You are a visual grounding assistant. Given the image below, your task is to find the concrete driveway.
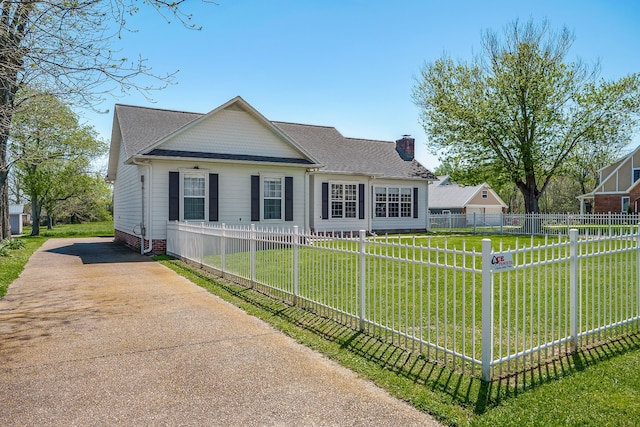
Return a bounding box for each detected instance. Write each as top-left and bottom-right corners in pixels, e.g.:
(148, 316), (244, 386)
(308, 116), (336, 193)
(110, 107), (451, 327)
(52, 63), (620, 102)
(0, 237), (441, 426)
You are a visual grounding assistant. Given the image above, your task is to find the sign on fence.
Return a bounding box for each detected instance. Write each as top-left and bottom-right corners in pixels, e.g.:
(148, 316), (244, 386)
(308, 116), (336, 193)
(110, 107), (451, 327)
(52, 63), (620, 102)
(490, 252), (515, 271)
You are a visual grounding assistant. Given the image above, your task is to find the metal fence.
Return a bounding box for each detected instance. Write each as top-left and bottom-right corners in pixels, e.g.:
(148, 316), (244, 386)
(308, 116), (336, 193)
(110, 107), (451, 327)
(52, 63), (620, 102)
(429, 212), (640, 236)
(167, 222), (640, 381)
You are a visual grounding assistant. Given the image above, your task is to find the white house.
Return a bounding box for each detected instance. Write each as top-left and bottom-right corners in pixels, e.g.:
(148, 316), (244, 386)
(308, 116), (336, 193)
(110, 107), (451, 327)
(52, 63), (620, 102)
(428, 176), (507, 226)
(107, 96), (436, 253)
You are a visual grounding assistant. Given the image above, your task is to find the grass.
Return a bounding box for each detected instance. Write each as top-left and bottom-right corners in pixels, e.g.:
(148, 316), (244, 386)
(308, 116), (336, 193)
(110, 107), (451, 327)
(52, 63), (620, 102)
(0, 221), (114, 298)
(158, 256), (640, 426)
(196, 232), (639, 376)
(23, 221), (115, 238)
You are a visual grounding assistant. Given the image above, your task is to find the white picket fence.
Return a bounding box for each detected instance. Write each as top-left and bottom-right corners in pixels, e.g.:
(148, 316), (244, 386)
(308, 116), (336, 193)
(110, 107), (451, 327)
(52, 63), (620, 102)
(166, 222), (640, 381)
(429, 212), (640, 236)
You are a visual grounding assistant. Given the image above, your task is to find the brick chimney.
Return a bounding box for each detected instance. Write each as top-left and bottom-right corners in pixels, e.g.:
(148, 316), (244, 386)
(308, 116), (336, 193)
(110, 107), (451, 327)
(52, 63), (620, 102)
(395, 135), (415, 161)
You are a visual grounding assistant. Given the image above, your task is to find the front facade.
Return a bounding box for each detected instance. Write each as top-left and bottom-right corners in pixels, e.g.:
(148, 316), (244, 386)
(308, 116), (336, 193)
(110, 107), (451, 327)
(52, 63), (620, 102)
(107, 97), (436, 253)
(579, 145), (640, 214)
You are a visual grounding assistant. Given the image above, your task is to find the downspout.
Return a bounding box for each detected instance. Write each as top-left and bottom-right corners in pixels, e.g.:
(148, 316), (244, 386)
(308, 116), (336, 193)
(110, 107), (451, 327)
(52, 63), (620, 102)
(133, 159), (153, 254)
(304, 169), (310, 232)
(367, 176), (373, 233)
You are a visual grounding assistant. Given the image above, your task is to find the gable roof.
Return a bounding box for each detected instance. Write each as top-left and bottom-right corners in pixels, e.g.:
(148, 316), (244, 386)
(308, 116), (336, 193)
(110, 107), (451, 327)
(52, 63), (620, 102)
(108, 96), (436, 181)
(584, 145), (640, 196)
(429, 176), (506, 209)
(272, 122), (436, 180)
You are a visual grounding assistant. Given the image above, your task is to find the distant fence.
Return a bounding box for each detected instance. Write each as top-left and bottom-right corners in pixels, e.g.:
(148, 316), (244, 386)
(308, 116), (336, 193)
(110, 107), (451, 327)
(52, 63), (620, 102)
(429, 212), (640, 236)
(167, 222), (640, 381)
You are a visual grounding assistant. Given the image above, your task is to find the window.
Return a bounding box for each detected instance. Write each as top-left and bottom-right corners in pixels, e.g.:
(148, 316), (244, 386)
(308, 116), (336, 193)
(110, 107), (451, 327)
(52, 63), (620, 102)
(331, 183), (357, 219)
(183, 175), (205, 220)
(634, 168), (640, 183)
(482, 190), (488, 199)
(263, 177), (282, 220)
(622, 196), (630, 213)
(375, 187), (413, 218)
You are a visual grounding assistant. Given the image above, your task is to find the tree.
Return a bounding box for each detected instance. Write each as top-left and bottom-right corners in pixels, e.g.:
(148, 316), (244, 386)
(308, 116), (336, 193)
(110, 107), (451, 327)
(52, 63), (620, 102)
(412, 19), (640, 214)
(0, 0), (212, 240)
(11, 91), (107, 235)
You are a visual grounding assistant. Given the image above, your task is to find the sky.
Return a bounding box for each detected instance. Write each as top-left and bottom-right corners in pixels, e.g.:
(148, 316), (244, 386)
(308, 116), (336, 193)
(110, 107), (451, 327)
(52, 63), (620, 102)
(84, 0), (640, 172)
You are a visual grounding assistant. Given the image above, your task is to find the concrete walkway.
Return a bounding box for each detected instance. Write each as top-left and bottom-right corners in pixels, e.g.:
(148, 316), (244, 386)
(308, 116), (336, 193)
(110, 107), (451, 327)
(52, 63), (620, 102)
(0, 238), (441, 426)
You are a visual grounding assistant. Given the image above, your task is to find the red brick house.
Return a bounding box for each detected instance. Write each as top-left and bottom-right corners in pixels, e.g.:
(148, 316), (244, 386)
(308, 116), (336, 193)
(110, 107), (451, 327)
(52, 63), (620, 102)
(579, 145), (640, 214)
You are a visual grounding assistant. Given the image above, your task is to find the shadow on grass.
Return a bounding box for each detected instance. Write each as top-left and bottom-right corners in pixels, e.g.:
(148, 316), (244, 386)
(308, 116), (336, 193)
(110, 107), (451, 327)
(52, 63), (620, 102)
(158, 257), (640, 419)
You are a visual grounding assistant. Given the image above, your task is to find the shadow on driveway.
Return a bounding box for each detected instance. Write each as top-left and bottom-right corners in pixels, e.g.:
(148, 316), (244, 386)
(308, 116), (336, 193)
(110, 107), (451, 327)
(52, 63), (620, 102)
(46, 240), (153, 264)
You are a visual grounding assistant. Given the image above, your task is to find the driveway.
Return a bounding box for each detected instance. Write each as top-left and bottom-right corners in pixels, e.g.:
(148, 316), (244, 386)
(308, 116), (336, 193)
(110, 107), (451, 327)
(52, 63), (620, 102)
(0, 237), (441, 426)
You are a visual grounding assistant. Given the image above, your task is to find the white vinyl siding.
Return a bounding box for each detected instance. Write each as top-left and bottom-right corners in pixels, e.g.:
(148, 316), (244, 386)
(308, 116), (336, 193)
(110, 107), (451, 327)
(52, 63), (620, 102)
(113, 143), (143, 237)
(144, 161), (306, 240)
(372, 179), (427, 232)
(159, 108), (302, 159)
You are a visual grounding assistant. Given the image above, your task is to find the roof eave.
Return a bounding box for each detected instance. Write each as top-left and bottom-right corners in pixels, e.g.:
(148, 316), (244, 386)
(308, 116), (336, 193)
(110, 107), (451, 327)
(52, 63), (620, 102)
(128, 154), (322, 168)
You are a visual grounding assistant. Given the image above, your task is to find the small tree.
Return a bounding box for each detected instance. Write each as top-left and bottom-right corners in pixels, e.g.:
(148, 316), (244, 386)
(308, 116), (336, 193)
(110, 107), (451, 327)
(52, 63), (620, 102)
(11, 91), (106, 235)
(413, 19), (640, 214)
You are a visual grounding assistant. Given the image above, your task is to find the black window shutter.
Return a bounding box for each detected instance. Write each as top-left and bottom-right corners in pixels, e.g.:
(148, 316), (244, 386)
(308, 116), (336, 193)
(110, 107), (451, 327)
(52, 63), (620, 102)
(169, 171), (179, 221)
(413, 187), (419, 218)
(209, 173), (219, 222)
(358, 183), (365, 220)
(285, 176), (293, 221)
(321, 182), (329, 220)
(251, 175), (260, 222)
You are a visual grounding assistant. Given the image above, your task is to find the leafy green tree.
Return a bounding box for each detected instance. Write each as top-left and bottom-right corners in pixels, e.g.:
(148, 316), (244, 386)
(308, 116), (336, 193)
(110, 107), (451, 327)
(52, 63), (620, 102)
(11, 91), (106, 235)
(0, 0), (212, 240)
(413, 19), (640, 214)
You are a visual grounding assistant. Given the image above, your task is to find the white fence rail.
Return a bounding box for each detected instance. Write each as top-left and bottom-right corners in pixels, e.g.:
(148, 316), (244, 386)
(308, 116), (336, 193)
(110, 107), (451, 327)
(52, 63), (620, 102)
(429, 212), (640, 236)
(167, 222), (640, 380)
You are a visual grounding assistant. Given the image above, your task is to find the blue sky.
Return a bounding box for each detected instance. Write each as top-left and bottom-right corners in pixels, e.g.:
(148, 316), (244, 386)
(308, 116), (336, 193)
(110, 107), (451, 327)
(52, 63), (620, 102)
(86, 0), (640, 171)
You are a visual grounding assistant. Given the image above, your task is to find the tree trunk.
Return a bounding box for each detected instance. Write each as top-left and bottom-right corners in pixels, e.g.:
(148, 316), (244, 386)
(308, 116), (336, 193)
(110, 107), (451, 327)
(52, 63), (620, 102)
(47, 213), (52, 229)
(30, 195), (40, 236)
(518, 181), (542, 234)
(0, 169), (9, 239)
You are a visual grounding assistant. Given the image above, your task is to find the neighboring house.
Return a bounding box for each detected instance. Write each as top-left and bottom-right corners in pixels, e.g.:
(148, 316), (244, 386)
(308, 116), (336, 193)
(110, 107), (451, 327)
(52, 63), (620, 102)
(107, 96), (436, 254)
(9, 204), (24, 235)
(428, 176), (507, 226)
(578, 145), (640, 214)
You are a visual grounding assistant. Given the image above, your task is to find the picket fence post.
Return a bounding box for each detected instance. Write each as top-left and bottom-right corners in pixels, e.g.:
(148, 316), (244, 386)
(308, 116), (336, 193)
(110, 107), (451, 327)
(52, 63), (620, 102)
(293, 226), (299, 305)
(220, 223), (226, 277)
(481, 238), (493, 382)
(569, 229), (579, 352)
(250, 224), (256, 288)
(359, 230), (366, 330)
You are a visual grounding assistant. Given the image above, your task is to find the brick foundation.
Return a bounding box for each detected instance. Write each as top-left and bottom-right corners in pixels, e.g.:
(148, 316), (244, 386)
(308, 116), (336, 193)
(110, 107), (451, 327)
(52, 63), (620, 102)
(115, 229), (167, 254)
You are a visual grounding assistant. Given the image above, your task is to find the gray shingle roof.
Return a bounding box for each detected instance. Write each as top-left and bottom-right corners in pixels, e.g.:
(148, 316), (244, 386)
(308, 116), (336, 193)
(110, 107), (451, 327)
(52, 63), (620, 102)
(114, 102), (435, 181)
(272, 122), (436, 180)
(115, 104), (201, 159)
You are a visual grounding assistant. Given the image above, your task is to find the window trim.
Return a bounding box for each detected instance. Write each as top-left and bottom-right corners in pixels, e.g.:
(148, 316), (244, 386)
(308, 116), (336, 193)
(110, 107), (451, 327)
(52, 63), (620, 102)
(261, 175), (284, 221)
(180, 171), (209, 222)
(329, 181), (359, 220)
(374, 186), (414, 219)
(622, 196), (631, 213)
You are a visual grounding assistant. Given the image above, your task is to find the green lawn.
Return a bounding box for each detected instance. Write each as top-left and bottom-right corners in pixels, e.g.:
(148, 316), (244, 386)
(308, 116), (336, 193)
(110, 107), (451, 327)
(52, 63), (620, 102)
(197, 232), (639, 377)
